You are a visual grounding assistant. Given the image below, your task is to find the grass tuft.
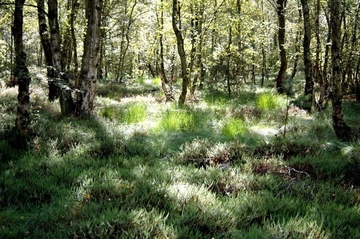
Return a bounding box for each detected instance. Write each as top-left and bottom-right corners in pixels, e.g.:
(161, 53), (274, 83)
(158, 109), (197, 132)
(255, 91), (282, 110)
(222, 118), (246, 139)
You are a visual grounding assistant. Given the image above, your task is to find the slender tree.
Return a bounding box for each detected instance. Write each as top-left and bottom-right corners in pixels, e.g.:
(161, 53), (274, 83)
(37, 0), (58, 101)
(172, 0), (189, 106)
(48, 0), (75, 115)
(78, 0), (103, 116)
(275, 0), (287, 94)
(157, 0), (174, 101)
(301, 0), (314, 111)
(13, 0), (31, 148)
(330, 0), (352, 141)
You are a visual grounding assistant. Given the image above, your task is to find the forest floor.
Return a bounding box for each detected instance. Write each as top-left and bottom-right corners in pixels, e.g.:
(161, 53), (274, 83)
(1, 69), (360, 238)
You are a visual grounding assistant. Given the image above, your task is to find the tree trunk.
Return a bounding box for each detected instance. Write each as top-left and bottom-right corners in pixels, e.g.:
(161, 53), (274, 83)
(190, 6), (204, 97)
(330, 0), (352, 141)
(37, 0), (58, 101)
(48, 0), (74, 115)
(60, 0), (72, 72)
(172, 0), (189, 106)
(13, 0), (31, 148)
(70, 0), (80, 88)
(315, 0), (324, 108)
(158, 0), (173, 101)
(78, 0), (102, 116)
(275, 0), (287, 94)
(226, 27), (232, 96)
(301, 0), (314, 111)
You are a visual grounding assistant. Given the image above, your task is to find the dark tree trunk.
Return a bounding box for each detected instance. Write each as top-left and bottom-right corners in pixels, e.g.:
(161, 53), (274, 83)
(70, 0), (80, 88)
(37, 0), (58, 101)
(13, 0), (31, 148)
(290, 6), (301, 82)
(301, 0), (314, 111)
(330, 0), (352, 141)
(226, 27), (232, 96)
(275, 0), (287, 94)
(48, 0), (74, 116)
(60, 0), (72, 72)
(172, 0), (189, 106)
(315, 0), (324, 108)
(78, 0), (102, 116)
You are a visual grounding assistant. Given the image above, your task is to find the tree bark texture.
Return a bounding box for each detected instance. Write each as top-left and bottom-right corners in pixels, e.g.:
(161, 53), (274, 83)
(70, 0), (80, 88)
(47, 0), (62, 73)
(78, 0), (102, 116)
(37, 0), (58, 101)
(330, 0), (352, 141)
(47, 0), (74, 115)
(315, 0), (325, 108)
(172, 0), (189, 106)
(301, 0), (314, 111)
(13, 0), (31, 148)
(276, 0), (287, 94)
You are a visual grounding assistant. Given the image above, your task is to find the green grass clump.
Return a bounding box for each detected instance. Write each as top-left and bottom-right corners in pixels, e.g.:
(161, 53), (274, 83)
(222, 118), (245, 139)
(121, 103), (147, 124)
(204, 91), (232, 106)
(136, 76), (145, 84)
(255, 92), (280, 110)
(152, 76), (162, 86)
(101, 103), (147, 124)
(158, 109), (196, 132)
(101, 106), (116, 119)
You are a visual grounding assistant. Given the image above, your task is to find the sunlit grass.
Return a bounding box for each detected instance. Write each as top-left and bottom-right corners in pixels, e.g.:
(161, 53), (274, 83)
(1, 78), (360, 238)
(222, 118), (246, 139)
(101, 102), (147, 124)
(152, 76), (162, 86)
(255, 91), (285, 111)
(157, 109), (196, 132)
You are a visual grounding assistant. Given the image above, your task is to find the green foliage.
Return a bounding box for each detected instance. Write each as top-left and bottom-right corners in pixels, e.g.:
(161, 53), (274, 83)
(204, 91), (231, 106)
(158, 109), (196, 132)
(136, 76), (145, 84)
(101, 103), (147, 124)
(292, 94), (313, 111)
(152, 76), (162, 86)
(121, 103), (148, 124)
(222, 118), (245, 138)
(255, 92), (281, 110)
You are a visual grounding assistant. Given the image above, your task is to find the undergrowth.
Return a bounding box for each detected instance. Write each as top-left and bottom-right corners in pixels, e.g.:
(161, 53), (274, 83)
(1, 79), (360, 238)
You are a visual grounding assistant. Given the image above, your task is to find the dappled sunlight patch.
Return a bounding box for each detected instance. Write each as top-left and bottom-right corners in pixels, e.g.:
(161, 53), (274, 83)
(0, 85), (18, 97)
(265, 215), (329, 239)
(253, 140), (320, 160)
(128, 208), (176, 238)
(165, 182), (218, 208)
(250, 125), (278, 137)
(341, 144), (360, 158)
(287, 106), (313, 119)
